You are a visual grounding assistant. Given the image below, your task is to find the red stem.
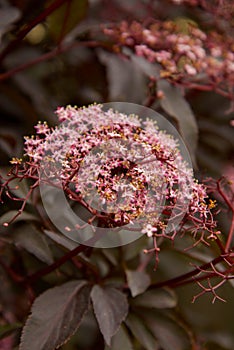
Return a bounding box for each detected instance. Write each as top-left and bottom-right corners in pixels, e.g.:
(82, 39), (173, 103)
(26, 244), (88, 283)
(174, 80), (233, 99)
(57, 0), (72, 45)
(149, 254), (230, 289)
(216, 178), (234, 252)
(174, 270), (234, 289)
(0, 258), (23, 283)
(0, 0), (68, 63)
(225, 212), (234, 252)
(217, 178), (234, 213)
(0, 41), (108, 82)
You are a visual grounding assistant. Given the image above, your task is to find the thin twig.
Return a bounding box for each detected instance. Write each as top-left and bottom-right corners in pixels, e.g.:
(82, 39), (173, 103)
(0, 41), (108, 82)
(0, 0), (68, 63)
(149, 254), (231, 289)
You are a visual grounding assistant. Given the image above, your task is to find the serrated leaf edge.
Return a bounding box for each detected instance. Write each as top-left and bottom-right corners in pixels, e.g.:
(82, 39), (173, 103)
(19, 280), (91, 350)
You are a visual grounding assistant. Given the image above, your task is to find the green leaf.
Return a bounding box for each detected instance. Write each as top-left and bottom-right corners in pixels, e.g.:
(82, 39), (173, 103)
(174, 17), (198, 34)
(157, 79), (198, 166)
(46, 0), (88, 41)
(44, 229), (78, 250)
(143, 310), (191, 350)
(13, 224), (54, 265)
(91, 285), (129, 346)
(126, 269), (150, 297)
(20, 280), (91, 350)
(0, 210), (38, 226)
(131, 288), (177, 309)
(126, 313), (159, 350)
(0, 323), (22, 340)
(105, 324), (134, 350)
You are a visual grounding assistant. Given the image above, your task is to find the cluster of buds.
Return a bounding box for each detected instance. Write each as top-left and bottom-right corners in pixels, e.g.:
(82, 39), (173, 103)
(103, 20), (234, 101)
(1, 104), (218, 256)
(172, 0), (234, 23)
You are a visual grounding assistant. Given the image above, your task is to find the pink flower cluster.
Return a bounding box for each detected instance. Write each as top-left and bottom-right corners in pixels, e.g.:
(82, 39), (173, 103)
(19, 104), (217, 241)
(103, 21), (234, 99)
(171, 0), (234, 20)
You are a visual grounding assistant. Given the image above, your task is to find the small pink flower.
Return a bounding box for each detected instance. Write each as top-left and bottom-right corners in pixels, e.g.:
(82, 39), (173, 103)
(142, 224), (157, 237)
(184, 64), (197, 75)
(34, 121), (49, 134)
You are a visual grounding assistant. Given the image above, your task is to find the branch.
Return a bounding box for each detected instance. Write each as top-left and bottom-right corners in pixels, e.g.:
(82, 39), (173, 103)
(217, 178), (234, 252)
(0, 0), (68, 63)
(192, 278), (227, 304)
(25, 244), (88, 283)
(226, 213), (234, 252)
(0, 257), (23, 283)
(149, 253), (232, 289)
(217, 178), (234, 213)
(0, 41), (107, 82)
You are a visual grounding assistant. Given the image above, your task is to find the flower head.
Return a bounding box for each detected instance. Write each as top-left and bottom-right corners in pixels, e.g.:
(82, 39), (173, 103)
(0, 103), (218, 253)
(20, 104), (216, 242)
(103, 21), (234, 101)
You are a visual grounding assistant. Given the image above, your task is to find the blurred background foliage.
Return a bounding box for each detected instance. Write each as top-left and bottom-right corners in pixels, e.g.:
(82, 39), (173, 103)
(0, 0), (234, 349)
